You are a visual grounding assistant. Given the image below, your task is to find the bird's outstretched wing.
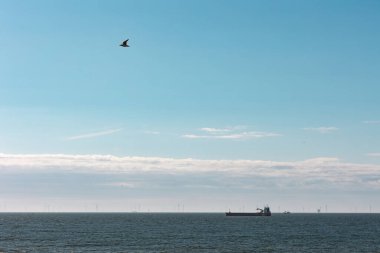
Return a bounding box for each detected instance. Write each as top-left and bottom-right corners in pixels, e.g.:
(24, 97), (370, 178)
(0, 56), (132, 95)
(120, 39), (130, 47)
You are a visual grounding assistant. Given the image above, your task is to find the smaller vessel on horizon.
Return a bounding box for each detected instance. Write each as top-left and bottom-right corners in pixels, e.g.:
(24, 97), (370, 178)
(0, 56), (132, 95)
(226, 206), (271, 216)
(283, 211), (291, 214)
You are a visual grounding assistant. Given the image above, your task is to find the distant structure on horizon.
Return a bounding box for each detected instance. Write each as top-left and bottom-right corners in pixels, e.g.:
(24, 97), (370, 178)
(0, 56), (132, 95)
(226, 206), (271, 216)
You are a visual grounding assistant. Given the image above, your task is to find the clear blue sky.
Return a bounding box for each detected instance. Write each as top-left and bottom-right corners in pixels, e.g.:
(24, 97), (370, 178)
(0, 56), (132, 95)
(0, 0), (380, 212)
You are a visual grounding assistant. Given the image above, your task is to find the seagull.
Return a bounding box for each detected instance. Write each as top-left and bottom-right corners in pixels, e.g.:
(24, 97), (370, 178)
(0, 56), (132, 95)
(120, 39), (130, 47)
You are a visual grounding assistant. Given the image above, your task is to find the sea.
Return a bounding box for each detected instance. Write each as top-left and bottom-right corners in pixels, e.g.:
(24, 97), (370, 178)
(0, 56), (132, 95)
(0, 213), (379, 252)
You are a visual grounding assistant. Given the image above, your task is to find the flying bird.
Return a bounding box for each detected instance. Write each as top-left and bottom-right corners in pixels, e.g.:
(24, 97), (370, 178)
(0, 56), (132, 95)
(120, 39), (130, 47)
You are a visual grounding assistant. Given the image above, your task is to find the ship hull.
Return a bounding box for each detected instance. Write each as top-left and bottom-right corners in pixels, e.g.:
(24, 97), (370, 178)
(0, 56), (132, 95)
(225, 212), (271, 216)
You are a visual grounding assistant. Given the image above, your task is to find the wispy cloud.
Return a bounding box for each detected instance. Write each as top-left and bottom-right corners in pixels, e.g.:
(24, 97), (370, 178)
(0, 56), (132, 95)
(183, 131), (280, 139)
(184, 126), (280, 140)
(103, 182), (139, 188)
(367, 153), (380, 157)
(199, 127), (232, 133)
(199, 126), (246, 133)
(143, 130), (160, 135)
(66, 128), (123, 140)
(363, 120), (380, 124)
(303, 127), (338, 134)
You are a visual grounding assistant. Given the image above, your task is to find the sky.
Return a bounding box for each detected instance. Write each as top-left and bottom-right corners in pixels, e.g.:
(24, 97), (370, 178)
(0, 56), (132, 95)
(0, 0), (380, 212)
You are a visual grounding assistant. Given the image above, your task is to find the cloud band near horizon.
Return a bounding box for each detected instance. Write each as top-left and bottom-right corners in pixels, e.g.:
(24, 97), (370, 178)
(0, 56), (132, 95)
(1, 153), (379, 190)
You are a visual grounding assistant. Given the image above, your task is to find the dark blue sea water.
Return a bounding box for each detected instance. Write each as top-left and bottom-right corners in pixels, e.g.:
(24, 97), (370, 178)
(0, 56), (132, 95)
(0, 213), (379, 252)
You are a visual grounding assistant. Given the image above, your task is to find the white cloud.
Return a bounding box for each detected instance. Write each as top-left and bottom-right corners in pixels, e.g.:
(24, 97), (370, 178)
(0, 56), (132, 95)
(367, 153), (380, 157)
(66, 128), (123, 140)
(303, 127), (338, 134)
(363, 120), (380, 124)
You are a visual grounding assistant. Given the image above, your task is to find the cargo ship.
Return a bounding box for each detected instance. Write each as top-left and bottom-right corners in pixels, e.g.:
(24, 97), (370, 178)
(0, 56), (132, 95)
(226, 206), (271, 216)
